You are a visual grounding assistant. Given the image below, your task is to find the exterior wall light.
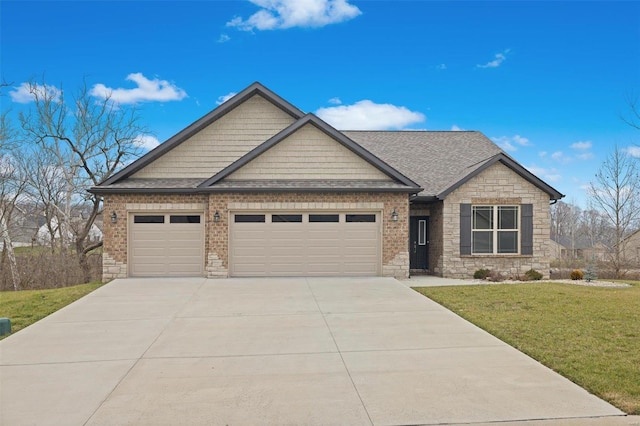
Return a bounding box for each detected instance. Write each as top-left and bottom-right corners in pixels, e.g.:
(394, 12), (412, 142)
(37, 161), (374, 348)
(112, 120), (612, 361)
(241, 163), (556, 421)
(110, 212), (117, 224)
(391, 209), (399, 222)
(213, 211), (221, 223)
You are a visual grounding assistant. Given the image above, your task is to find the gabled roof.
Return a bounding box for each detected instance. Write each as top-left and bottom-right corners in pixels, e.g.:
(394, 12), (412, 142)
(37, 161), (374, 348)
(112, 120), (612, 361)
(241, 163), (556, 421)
(99, 82), (304, 186)
(199, 114), (421, 191)
(344, 131), (564, 201)
(92, 82), (564, 201)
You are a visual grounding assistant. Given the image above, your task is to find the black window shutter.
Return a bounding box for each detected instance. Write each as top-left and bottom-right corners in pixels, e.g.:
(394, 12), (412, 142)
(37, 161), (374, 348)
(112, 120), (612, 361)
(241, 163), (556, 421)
(521, 204), (533, 255)
(460, 204), (472, 255)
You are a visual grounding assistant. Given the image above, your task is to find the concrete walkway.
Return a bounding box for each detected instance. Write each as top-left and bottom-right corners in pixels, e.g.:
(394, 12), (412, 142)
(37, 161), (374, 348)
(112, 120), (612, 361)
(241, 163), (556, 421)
(0, 277), (629, 425)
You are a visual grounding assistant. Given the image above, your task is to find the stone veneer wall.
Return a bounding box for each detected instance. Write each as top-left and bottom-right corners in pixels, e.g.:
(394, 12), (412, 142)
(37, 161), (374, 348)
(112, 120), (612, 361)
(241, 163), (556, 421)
(102, 192), (409, 280)
(427, 202), (444, 276)
(441, 163), (552, 279)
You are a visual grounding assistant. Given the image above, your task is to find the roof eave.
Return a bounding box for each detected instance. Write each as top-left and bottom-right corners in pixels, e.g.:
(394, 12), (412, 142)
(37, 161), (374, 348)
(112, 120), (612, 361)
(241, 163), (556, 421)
(89, 186), (422, 195)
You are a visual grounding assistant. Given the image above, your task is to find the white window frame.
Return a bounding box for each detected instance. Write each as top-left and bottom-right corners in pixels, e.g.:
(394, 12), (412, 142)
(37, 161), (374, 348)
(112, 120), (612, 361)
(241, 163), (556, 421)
(471, 205), (520, 255)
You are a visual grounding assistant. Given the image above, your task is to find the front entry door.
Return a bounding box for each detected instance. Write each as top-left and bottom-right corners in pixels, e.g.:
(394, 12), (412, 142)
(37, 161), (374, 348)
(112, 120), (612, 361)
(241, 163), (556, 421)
(409, 216), (429, 270)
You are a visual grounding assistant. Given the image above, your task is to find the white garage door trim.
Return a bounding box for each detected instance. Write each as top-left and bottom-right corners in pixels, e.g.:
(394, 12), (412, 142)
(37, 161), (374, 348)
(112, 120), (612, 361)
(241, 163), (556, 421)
(229, 211), (382, 277)
(129, 212), (205, 277)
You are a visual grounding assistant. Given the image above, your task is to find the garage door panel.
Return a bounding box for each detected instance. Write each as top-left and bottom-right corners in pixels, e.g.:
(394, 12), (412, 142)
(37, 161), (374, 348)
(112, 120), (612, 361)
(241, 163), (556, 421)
(230, 212), (381, 277)
(168, 248), (202, 257)
(132, 247), (166, 257)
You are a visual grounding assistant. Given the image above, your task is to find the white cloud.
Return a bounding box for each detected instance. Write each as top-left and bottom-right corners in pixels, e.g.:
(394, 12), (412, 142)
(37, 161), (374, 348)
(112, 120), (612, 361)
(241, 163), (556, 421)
(451, 124), (464, 131)
(477, 49), (510, 69)
(539, 151), (547, 157)
(625, 146), (640, 158)
(217, 34), (231, 43)
(551, 151), (572, 164)
(571, 141), (592, 150)
(216, 92), (237, 105)
(227, 0), (362, 31)
(526, 165), (561, 182)
(491, 134), (529, 152)
(133, 135), (160, 150)
(316, 100), (425, 130)
(577, 152), (595, 160)
(9, 82), (61, 104)
(436, 64), (447, 70)
(90, 73), (187, 104)
(328, 97), (342, 105)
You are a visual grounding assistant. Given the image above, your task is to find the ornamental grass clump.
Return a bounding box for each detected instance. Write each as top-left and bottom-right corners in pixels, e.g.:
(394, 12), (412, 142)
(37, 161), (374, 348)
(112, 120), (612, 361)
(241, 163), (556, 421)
(570, 269), (584, 280)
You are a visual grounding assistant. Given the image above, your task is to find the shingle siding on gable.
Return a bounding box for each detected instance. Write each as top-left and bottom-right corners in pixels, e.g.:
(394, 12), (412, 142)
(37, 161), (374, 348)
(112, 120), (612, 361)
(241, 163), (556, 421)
(433, 162), (551, 278)
(226, 124), (391, 181)
(132, 95), (296, 179)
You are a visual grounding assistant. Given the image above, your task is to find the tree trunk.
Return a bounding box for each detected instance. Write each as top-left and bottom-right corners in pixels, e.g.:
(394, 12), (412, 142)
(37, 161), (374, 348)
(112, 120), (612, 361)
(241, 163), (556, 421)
(0, 215), (20, 291)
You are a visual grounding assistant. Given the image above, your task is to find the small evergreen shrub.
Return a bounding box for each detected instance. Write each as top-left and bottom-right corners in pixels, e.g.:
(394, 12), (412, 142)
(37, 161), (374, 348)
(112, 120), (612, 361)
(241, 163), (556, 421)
(570, 269), (584, 280)
(584, 265), (597, 282)
(473, 268), (491, 279)
(524, 269), (543, 281)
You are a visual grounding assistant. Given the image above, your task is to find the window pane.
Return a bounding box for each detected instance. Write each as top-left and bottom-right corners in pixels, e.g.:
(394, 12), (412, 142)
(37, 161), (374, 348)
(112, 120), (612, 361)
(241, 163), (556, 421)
(134, 215), (164, 224)
(346, 214), (376, 223)
(473, 207), (492, 229)
(498, 206), (518, 230)
(234, 214), (265, 223)
(309, 214), (339, 223)
(272, 214), (302, 223)
(498, 231), (518, 253)
(418, 220), (426, 245)
(170, 215), (201, 224)
(472, 231), (493, 253)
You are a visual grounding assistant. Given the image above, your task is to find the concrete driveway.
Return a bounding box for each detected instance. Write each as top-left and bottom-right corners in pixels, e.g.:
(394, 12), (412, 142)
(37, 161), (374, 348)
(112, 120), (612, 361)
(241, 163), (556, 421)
(0, 277), (626, 425)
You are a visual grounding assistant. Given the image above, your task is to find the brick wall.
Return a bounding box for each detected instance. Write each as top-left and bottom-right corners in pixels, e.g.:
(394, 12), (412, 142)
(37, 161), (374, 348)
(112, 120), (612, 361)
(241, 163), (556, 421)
(438, 162), (552, 279)
(102, 191), (409, 280)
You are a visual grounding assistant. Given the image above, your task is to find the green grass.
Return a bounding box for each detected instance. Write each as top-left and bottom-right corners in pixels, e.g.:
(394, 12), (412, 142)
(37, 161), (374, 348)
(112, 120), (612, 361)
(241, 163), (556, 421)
(0, 282), (104, 340)
(414, 282), (640, 414)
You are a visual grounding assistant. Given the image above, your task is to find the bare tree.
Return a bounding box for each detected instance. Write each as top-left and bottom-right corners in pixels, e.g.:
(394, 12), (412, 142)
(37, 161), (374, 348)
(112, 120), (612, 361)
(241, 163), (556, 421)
(589, 146), (640, 277)
(18, 79), (147, 281)
(0, 81), (25, 290)
(621, 93), (640, 131)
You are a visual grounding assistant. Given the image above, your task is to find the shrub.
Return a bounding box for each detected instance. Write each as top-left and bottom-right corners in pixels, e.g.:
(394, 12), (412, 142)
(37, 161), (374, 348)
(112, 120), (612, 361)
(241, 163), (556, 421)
(488, 271), (505, 282)
(473, 268), (491, 279)
(570, 269), (584, 280)
(524, 269), (543, 281)
(584, 265), (598, 282)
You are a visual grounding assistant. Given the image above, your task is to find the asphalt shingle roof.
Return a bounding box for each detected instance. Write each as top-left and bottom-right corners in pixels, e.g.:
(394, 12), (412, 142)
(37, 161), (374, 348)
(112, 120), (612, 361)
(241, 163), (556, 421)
(343, 131), (503, 197)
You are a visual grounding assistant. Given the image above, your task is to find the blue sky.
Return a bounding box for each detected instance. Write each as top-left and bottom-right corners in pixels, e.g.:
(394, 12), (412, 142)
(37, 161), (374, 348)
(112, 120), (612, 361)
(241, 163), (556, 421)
(2, 0), (639, 206)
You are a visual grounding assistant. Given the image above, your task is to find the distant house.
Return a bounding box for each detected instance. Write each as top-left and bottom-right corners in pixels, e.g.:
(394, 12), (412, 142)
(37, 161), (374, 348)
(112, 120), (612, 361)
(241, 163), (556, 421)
(552, 236), (610, 261)
(36, 217), (103, 246)
(620, 230), (640, 266)
(549, 238), (564, 260)
(0, 206), (40, 250)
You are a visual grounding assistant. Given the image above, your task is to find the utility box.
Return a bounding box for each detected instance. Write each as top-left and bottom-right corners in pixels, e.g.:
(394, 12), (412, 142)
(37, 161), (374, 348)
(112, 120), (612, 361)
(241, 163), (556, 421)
(0, 318), (11, 336)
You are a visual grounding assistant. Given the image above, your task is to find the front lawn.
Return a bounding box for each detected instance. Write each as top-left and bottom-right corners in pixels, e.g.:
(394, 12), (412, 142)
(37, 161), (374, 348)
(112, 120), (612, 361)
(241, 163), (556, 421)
(414, 282), (640, 414)
(0, 282), (103, 340)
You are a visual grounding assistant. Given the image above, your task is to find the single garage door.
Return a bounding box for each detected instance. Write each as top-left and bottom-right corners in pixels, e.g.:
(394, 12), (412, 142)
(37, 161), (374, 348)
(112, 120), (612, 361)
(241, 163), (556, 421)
(129, 213), (204, 277)
(230, 212), (381, 277)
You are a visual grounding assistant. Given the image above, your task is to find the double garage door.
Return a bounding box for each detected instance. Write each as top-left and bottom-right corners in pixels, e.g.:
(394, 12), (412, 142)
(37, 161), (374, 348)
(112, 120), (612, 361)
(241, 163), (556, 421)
(129, 211), (381, 277)
(230, 212), (381, 277)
